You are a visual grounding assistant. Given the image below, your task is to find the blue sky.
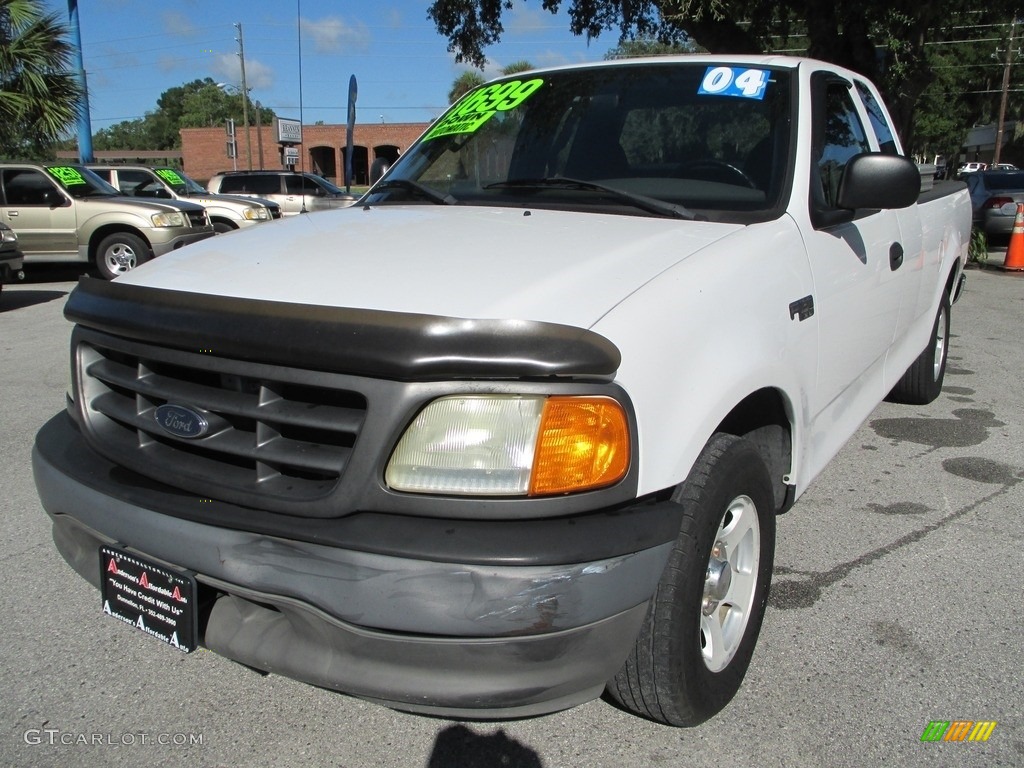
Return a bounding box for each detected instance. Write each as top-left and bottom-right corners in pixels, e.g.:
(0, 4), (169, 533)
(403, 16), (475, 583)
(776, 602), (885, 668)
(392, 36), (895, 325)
(44, 0), (620, 130)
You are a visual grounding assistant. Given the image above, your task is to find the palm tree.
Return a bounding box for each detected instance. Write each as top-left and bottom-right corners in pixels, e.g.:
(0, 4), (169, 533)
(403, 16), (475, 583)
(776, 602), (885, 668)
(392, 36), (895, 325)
(0, 0), (82, 159)
(448, 70), (486, 104)
(447, 61), (536, 104)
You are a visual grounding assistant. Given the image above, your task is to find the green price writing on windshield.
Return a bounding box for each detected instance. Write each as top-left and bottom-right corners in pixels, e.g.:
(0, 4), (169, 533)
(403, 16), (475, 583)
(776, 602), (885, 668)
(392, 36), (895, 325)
(425, 78), (544, 141)
(47, 166), (87, 187)
(155, 169), (185, 186)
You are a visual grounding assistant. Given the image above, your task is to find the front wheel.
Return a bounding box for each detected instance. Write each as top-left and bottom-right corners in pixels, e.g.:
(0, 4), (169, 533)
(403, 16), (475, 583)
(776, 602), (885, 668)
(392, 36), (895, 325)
(95, 232), (151, 280)
(607, 433), (776, 726)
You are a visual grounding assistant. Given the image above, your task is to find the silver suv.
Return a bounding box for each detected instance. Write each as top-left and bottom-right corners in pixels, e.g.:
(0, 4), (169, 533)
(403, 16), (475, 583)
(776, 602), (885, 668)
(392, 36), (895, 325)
(206, 170), (358, 216)
(89, 165), (281, 233)
(0, 163), (214, 279)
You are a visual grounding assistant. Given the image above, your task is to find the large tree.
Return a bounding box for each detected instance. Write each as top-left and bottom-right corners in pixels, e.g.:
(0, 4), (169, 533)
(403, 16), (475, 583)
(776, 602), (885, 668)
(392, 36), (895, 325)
(0, 0), (82, 159)
(427, 1), (1020, 147)
(92, 78), (275, 152)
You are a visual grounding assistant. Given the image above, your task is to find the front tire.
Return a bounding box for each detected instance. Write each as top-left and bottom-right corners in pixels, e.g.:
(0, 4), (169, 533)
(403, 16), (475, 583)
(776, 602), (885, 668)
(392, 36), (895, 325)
(607, 433), (776, 726)
(886, 290), (950, 405)
(95, 232), (151, 280)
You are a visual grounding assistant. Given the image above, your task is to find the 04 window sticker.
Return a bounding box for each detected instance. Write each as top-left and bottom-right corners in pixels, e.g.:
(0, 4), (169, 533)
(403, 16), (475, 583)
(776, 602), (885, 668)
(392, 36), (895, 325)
(424, 78), (545, 141)
(698, 66), (769, 100)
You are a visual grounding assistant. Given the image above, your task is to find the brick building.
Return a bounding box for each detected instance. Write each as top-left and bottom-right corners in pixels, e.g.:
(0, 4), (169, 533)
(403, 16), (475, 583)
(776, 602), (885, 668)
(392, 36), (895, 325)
(180, 121), (430, 186)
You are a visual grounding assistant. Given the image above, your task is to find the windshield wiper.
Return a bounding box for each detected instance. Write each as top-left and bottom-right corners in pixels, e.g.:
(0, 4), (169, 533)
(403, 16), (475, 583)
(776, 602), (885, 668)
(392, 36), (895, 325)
(371, 179), (456, 205)
(485, 177), (697, 220)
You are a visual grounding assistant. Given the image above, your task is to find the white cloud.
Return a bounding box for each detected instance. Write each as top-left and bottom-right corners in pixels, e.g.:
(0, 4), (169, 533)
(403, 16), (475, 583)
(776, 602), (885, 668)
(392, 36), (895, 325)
(505, 2), (556, 37)
(299, 16), (371, 54)
(161, 11), (198, 38)
(210, 54), (274, 90)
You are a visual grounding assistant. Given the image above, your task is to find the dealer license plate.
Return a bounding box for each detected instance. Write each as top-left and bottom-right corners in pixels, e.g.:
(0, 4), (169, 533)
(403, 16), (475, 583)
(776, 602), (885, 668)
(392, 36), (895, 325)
(99, 545), (198, 653)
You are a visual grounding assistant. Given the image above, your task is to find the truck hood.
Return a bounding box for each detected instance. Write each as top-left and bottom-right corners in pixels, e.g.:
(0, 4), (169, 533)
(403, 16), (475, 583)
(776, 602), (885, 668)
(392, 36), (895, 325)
(117, 205), (741, 328)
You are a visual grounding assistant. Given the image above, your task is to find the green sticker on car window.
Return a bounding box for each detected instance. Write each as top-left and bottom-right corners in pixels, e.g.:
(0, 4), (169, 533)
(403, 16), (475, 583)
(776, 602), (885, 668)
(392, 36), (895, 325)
(47, 166), (87, 187)
(425, 78), (544, 141)
(155, 168), (185, 186)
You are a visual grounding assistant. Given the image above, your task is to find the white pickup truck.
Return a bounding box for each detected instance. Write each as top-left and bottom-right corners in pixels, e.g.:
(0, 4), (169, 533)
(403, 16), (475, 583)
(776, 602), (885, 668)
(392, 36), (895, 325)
(33, 56), (970, 726)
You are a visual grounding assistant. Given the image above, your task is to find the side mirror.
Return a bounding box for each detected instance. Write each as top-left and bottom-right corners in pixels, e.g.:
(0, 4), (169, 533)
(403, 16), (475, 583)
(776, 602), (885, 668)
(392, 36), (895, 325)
(45, 190), (70, 208)
(837, 153), (921, 211)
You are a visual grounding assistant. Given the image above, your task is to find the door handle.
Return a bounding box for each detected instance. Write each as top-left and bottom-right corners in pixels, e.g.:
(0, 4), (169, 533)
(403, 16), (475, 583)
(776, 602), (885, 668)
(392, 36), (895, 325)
(8, 210), (18, 217)
(889, 242), (904, 270)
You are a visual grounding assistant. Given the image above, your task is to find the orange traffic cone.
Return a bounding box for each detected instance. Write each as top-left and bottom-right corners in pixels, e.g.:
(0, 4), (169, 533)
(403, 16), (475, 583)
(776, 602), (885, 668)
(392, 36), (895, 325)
(1003, 202), (1024, 271)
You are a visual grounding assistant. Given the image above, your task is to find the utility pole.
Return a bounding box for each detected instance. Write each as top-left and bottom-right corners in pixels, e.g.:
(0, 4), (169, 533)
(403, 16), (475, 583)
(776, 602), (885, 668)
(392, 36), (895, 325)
(993, 17), (1017, 167)
(235, 23), (253, 171)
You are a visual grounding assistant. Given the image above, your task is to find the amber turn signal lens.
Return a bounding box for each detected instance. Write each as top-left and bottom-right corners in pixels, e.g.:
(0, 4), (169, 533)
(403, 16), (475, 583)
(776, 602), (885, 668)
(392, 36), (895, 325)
(529, 396), (630, 496)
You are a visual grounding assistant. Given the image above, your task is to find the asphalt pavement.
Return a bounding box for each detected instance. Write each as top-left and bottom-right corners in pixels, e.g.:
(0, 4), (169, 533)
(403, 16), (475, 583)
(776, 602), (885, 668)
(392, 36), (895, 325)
(1, 260), (1021, 768)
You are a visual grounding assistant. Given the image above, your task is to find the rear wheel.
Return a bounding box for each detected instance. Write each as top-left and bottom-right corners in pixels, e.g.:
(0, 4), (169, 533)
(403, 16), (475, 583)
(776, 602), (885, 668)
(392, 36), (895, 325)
(886, 290), (950, 405)
(608, 433), (776, 726)
(95, 232), (151, 280)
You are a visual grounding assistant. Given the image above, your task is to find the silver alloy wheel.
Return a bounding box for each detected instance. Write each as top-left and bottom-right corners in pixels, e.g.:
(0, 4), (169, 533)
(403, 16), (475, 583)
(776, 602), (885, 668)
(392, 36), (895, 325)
(933, 305), (948, 380)
(701, 494), (760, 673)
(103, 241), (138, 275)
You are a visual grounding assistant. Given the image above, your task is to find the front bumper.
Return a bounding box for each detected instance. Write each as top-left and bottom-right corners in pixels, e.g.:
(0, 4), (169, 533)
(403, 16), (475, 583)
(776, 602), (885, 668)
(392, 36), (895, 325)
(147, 226), (216, 256)
(0, 247), (24, 283)
(34, 412), (679, 718)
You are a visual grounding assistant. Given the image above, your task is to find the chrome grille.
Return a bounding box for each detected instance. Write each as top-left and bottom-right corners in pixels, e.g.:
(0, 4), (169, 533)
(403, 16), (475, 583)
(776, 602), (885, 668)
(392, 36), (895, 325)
(77, 338), (367, 510)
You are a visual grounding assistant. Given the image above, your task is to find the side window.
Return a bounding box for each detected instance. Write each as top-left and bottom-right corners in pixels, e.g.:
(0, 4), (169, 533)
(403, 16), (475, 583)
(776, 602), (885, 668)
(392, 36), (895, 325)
(121, 171), (168, 198)
(818, 83), (870, 208)
(248, 175), (280, 195)
(855, 82), (899, 155)
(218, 176), (245, 193)
(118, 170), (152, 196)
(286, 175), (322, 195)
(220, 175), (277, 195)
(1, 169), (59, 206)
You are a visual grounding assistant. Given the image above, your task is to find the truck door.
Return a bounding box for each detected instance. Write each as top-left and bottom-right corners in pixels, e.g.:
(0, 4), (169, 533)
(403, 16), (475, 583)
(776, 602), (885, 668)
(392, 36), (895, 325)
(801, 75), (906, 438)
(0, 168), (78, 261)
(853, 80), (927, 342)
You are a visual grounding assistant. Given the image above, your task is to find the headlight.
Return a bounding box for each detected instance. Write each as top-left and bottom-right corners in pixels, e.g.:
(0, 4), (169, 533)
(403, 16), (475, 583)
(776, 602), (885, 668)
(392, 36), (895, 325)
(385, 394), (630, 497)
(242, 206), (269, 221)
(150, 211), (185, 228)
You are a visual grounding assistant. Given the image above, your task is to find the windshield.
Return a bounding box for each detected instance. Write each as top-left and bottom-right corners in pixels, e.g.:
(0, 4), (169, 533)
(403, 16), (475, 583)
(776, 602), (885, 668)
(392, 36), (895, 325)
(313, 175), (345, 195)
(153, 168), (206, 194)
(365, 62), (793, 221)
(45, 165), (120, 198)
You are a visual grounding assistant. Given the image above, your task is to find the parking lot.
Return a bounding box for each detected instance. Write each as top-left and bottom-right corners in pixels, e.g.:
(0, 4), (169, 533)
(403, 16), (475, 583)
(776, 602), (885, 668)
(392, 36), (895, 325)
(1, 260), (1022, 768)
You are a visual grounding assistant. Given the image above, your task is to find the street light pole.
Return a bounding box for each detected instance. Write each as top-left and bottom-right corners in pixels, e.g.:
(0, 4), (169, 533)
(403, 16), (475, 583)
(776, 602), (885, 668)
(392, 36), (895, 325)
(235, 22), (253, 171)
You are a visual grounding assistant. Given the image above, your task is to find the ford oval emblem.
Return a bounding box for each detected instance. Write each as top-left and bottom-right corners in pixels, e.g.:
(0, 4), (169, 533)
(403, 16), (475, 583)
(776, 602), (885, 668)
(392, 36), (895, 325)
(155, 404), (209, 439)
